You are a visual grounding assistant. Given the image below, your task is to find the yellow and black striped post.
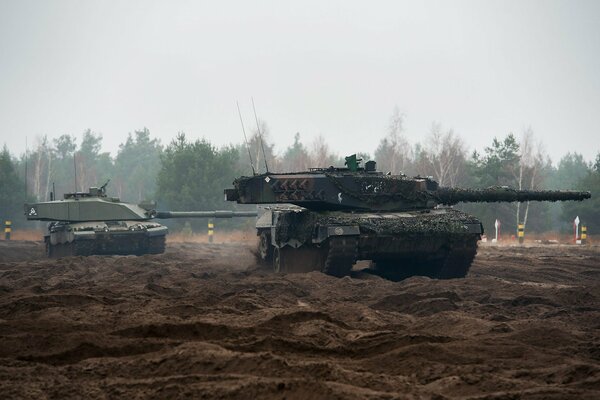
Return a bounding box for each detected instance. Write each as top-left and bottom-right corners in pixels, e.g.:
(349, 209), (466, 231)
(4, 220), (11, 240)
(581, 225), (587, 245)
(517, 223), (525, 244)
(208, 219), (214, 243)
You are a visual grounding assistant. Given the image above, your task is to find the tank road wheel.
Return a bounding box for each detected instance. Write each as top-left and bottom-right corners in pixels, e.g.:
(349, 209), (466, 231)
(323, 236), (358, 277)
(258, 231), (273, 263)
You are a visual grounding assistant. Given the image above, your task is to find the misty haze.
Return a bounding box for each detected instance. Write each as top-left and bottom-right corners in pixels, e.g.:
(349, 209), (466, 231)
(0, 1), (599, 399)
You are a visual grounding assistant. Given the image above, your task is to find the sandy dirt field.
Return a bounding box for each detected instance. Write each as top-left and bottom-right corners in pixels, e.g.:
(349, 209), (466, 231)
(0, 238), (599, 399)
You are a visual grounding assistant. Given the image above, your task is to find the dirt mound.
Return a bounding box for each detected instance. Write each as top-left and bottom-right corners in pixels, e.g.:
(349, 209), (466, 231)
(0, 241), (599, 398)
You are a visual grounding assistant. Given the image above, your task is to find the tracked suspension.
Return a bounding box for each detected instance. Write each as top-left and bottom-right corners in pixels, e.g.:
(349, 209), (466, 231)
(323, 236), (358, 277)
(437, 238), (478, 279)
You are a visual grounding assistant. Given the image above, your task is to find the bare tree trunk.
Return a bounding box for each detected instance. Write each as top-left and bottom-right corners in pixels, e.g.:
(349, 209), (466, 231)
(426, 125), (465, 187)
(33, 148), (42, 200)
(45, 150), (52, 201)
(523, 154), (540, 227)
(516, 129), (533, 228)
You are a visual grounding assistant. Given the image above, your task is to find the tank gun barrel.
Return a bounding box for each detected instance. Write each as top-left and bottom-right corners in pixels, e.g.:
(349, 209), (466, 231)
(436, 187), (591, 205)
(155, 210), (257, 219)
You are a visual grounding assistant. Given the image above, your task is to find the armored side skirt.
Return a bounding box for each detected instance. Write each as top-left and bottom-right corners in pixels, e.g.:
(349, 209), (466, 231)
(45, 223), (168, 257)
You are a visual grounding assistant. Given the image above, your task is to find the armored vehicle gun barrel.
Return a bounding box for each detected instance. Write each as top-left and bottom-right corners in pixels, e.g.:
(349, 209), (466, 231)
(436, 187), (591, 206)
(155, 210), (258, 219)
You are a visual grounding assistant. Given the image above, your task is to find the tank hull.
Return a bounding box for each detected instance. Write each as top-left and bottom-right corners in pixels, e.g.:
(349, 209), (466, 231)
(44, 220), (168, 257)
(256, 206), (482, 279)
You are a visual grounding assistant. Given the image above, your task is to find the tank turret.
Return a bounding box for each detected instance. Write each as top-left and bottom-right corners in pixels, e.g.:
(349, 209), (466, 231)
(225, 162), (589, 211)
(225, 155), (591, 280)
(25, 184), (257, 257)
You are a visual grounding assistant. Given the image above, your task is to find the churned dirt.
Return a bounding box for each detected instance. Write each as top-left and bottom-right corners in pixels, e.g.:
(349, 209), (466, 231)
(0, 238), (599, 399)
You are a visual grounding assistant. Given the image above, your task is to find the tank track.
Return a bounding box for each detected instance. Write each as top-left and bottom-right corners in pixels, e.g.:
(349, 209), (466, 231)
(46, 240), (95, 258)
(435, 237), (478, 279)
(323, 237), (358, 277)
(374, 236), (478, 280)
(45, 235), (167, 257)
(147, 236), (166, 254)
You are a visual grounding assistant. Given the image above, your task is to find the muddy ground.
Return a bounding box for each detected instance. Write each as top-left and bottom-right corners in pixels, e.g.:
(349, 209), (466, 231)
(0, 239), (599, 399)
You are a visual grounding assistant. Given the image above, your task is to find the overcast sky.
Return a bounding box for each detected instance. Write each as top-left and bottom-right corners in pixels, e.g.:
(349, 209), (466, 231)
(0, 0), (599, 165)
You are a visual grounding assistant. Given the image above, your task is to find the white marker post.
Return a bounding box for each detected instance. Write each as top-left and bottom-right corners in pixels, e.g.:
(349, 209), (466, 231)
(492, 219), (500, 243)
(574, 216), (581, 244)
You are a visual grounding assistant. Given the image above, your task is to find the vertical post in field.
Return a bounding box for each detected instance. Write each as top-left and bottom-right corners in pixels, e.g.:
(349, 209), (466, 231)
(517, 223), (524, 244)
(208, 219), (214, 243)
(4, 221), (11, 240)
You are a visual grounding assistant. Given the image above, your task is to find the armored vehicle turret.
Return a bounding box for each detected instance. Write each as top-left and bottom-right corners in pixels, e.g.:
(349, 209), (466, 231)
(26, 182), (257, 257)
(225, 155), (590, 280)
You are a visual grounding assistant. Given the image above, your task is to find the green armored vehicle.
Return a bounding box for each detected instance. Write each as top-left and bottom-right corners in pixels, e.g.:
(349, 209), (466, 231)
(225, 155), (590, 280)
(25, 182), (256, 257)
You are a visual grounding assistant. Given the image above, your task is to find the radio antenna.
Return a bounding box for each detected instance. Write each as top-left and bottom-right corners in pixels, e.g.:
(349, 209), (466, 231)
(237, 101), (256, 175)
(251, 97), (269, 173)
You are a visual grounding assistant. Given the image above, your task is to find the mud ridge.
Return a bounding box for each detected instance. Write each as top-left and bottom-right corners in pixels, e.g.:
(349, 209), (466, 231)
(0, 241), (599, 398)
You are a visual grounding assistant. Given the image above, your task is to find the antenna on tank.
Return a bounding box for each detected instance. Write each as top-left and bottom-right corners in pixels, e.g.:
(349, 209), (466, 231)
(251, 97), (269, 173)
(237, 101), (256, 176)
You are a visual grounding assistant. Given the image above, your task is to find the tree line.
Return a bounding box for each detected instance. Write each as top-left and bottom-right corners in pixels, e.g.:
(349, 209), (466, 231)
(1, 108), (598, 234)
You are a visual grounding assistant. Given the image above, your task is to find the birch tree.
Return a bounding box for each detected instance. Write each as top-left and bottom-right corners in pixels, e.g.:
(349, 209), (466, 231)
(29, 136), (53, 200)
(374, 107), (411, 174)
(52, 135), (77, 196)
(515, 128), (548, 228)
(310, 134), (337, 167)
(425, 123), (467, 186)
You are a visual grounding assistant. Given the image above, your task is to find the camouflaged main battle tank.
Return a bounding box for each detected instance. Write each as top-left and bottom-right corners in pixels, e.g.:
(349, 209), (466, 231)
(25, 182), (257, 257)
(225, 155), (591, 280)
